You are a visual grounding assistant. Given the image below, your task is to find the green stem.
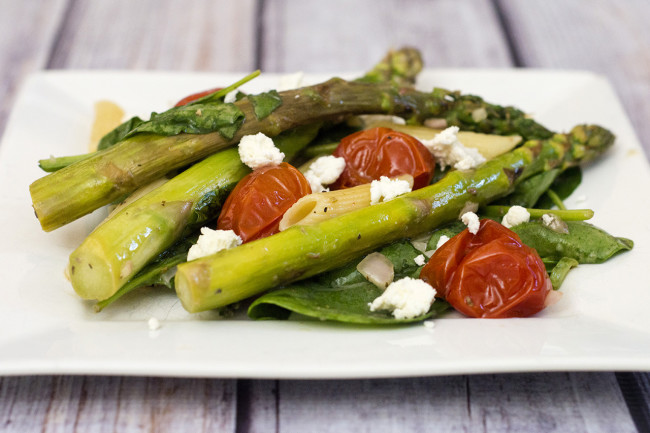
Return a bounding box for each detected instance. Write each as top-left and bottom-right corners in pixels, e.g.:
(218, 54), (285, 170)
(482, 205), (593, 221)
(545, 189), (567, 210)
(38, 153), (96, 172)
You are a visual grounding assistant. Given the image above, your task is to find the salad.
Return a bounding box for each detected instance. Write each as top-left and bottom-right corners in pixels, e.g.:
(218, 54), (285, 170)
(29, 48), (633, 324)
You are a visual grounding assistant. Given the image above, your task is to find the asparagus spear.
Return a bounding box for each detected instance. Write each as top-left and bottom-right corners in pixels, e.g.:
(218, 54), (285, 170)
(174, 125), (614, 313)
(30, 77), (551, 232)
(68, 49), (425, 302)
(68, 126), (318, 301)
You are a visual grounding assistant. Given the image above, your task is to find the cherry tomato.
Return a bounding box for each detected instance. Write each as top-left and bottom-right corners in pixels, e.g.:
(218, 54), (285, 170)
(420, 219), (551, 318)
(331, 127), (435, 190)
(174, 87), (223, 106)
(217, 163), (311, 242)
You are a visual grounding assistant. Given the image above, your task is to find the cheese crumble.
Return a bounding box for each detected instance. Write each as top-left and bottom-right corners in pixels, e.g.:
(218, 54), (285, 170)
(435, 235), (450, 250)
(238, 132), (285, 169)
(421, 126), (486, 170)
(370, 176), (412, 205)
(224, 89), (238, 103)
(461, 211), (480, 234)
(501, 205), (531, 228)
(304, 155), (346, 192)
(187, 228), (242, 261)
(369, 277), (436, 320)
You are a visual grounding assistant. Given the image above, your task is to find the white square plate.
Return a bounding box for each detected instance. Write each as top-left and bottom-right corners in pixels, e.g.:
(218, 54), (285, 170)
(1, 70), (649, 378)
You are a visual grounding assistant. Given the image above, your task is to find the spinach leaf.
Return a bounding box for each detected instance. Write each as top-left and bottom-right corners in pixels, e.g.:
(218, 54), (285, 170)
(511, 221), (633, 263)
(249, 240), (447, 324)
(248, 90), (283, 120)
(548, 257), (579, 290)
(426, 221), (465, 251)
(498, 169), (561, 208)
(248, 281), (449, 324)
(126, 103), (245, 140)
(536, 166), (582, 209)
(98, 116), (146, 150)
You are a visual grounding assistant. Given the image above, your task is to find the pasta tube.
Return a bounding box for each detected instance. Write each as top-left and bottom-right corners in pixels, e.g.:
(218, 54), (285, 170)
(279, 175), (414, 230)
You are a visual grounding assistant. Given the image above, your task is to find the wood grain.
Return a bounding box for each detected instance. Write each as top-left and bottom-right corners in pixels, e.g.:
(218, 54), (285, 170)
(47, 0), (258, 71)
(0, 376), (237, 433)
(261, 0), (513, 72)
(275, 373), (636, 433)
(497, 0), (650, 158)
(1, 0), (649, 432)
(0, 0), (68, 135)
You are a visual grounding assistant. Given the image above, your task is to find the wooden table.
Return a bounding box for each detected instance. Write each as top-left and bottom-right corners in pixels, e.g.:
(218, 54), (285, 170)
(1, 1), (649, 431)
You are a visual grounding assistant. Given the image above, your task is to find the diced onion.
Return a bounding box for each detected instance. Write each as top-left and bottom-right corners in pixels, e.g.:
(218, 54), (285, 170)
(357, 252), (394, 290)
(542, 213), (569, 234)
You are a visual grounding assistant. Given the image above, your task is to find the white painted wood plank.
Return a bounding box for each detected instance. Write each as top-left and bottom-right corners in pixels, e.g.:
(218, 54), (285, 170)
(276, 373), (636, 433)
(48, 0), (258, 71)
(498, 0), (650, 158)
(261, 0), (512, 72)
(468, 373), (636, 433)
(0, 0), (68, 135)
(278, 376), (469, 433)
(0, 376), (237, 433)
(236, 380), (278, 432)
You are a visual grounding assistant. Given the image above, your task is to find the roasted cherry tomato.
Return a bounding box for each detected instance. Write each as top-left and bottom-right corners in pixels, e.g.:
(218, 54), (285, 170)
(420, 219), (551, 318)
(174, 87), (223, 106)
(217, 163), (311, 242)
(331, 127), (435, 190)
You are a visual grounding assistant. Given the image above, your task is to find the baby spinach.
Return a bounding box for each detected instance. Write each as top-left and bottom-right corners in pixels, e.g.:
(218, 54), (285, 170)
(98, 116), (146, 150)
(249, 240), (447, 324)
(512, 221), (633, 264)
(126, 103), (245, 140)
(536, 166), (582, 209)
(248, 281), (449, 324)
(547, 257), (579, 290)
(499, 169), (561, 208)
(248, 90), (283, 120)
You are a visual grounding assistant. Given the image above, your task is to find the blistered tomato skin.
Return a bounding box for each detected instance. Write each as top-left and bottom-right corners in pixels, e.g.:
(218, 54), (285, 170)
(331, 127), (435, 190)
(217, 163), (311, 242)
(420, 219), (551, 318)
(174, 87), (223, 106)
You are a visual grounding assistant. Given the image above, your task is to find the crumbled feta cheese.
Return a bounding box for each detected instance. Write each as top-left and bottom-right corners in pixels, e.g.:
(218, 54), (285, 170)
(370, 176), (412, 205)
(461, 212), (480, 234)
(277, 71), (304, 91)
(420, 126), (486, 170)
(187, 227), (242, 261)
(224, 89), (238, 103)
(501, 205), (530, 228)
(369, 277), (436, 320)
(238, 132), (285, 169)
(542, 213), (554, 226)
(542, 213), (569, 234)
(423, 320), (435, 329)
(435, 235), (450, 250)
(148, 317), (161, 331)
(414, 254), (426, 266)
(304, 155), (346, 192)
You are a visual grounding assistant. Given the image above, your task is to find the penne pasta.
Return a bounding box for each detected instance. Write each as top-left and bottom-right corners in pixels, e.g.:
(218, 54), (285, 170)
(279, 175), (413, 230)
